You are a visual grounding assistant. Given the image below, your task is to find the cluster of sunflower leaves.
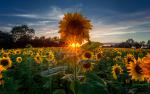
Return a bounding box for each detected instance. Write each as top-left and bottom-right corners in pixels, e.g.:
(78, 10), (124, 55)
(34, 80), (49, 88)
(0, 48), (150, 94)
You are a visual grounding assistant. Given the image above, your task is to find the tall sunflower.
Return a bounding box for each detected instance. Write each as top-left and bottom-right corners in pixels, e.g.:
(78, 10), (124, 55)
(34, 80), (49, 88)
(59, 13), (92, 44)
(127, 58), (145, 81)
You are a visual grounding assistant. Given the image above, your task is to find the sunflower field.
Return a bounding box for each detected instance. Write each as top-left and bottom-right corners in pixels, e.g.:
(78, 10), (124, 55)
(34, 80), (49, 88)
(0, 47), (150, 94)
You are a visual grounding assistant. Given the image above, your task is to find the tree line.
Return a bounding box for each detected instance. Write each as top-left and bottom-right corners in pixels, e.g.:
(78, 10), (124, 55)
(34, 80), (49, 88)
(0, 25), (66, 49)
(114, 39), (150, 48)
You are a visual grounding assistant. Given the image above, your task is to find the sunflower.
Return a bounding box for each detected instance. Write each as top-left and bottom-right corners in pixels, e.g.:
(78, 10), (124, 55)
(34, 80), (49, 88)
(82, 62), (94, 72)
(46, 51), (55, 61)
(34, 54), (42, 64)
(16, 57), (22, 63)
(142, 56), (150, 82)
(15, 50), (21, 54)
(95, 52), (102, 61)
(112, 64), (123, 80)
(124, 54), (135, 65)
(127, 58), (145, 81)
(2, 52), (9, 58)
(113, 56), (122, 62)
(59, 12), (92, 44)
(0, 57), (12, 69)
(82, 51), (94, 60)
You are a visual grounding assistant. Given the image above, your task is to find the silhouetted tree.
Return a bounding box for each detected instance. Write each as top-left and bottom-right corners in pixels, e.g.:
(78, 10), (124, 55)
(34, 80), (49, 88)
(11, 25), (35, 42)
(0, 31), (13, 49)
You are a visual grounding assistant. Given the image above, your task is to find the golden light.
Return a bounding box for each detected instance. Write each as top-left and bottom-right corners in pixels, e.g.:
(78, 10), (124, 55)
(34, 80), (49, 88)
(69, 43), (80, 48)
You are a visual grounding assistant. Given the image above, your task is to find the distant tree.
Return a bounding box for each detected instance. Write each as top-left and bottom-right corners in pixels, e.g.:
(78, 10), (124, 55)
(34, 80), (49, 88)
(147, 40), (150, 48)
(11, 25), (35, 42)
(0, 31), (13, 48)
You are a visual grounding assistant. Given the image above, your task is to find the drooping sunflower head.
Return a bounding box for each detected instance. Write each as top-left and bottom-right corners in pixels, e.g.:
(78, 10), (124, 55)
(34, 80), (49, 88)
(112, 64), (123, 80)
(124, 54), (135, 64)
(127, 58), (145, 81)
(16, 57), (22, 63)
(82, 51), (94, 60)
(59, 12), (92, 44)
(0, 57), (12, 69)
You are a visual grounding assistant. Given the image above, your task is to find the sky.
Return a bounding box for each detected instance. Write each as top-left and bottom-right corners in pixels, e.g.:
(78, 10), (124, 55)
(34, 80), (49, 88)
(0, 0), (150, 43)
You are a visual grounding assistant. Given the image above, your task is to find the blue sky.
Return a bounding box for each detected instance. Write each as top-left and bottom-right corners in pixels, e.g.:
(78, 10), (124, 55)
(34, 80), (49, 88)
(0, 0), (150, 43)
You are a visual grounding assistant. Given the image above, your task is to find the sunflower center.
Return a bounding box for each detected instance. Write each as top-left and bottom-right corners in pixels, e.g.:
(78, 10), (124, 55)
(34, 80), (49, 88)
(84, 52), (91, 59)
(135, 64), (142, 74)
(69, 20), (83, 30)
(1, 60), (9, 66)
(114, 68), (120, 74)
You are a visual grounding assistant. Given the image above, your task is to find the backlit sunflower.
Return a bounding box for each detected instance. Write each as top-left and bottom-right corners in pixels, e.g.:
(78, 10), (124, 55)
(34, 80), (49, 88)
(34, 54), (42, 64)
(82, 51), (94, 60)
(142, 55), (150, 82)
(127, 58), (145, 81)
(59, 12), (92, 44)
(112, 64), (123, 80)
(124, 54), (135, 65)
(16, 57), (22, 63)
(0, 57), (12, 69)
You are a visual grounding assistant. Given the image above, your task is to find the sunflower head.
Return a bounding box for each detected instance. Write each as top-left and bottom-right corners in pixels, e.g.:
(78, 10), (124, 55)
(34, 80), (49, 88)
(82, 51), (94, 60)
(113, 56), (122, 62)
(46, 51), (55, 61)
(142, 56), (150, 82)
(34, 54), (42, 64)
(124, 54), (135, 64)
(16, 57), (22, 63)
(112, 64), (123, 80)
(59, 12), (92, 44)
(127, 58), (145, 81)
(2, 52), (9, 58)
(0, 57), (12, 69)
(95, 52), (102, 61)
(82, 62), (94, 72)
(15, 50), (21, 54)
